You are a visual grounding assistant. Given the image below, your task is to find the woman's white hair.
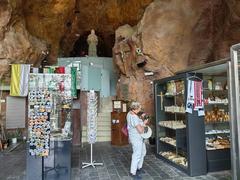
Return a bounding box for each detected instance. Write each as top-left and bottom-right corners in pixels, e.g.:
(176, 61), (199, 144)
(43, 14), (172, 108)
(130, 101), (141, 110)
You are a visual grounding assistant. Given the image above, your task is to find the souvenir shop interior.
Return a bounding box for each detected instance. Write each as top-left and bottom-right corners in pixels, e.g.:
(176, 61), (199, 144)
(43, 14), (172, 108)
(1, 0), (240, 179)
(0, 53), (239, 180)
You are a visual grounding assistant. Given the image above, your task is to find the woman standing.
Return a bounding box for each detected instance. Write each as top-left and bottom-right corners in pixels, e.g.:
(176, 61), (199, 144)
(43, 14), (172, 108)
(127, 102), (148, 179)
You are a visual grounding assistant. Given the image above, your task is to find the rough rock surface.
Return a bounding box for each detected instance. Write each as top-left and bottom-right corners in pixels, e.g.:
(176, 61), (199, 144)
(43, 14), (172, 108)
(23, 0), (152, 63)
(0, 0), (47, 80)
(113, 0), (235, 114)
(1, 0), (240, 115)
(22, 0), (76, 64)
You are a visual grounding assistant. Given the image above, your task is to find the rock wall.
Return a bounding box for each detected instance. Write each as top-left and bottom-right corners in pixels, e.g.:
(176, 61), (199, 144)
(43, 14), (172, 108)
(113, 0), (236, 115)
(0, 0), (47, 81)
(1, 0), (240, 115)
(22, 0), (76, 64)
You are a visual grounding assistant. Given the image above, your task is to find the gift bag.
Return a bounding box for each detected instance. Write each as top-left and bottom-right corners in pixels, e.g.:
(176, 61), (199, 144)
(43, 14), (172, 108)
(121, 124), (128, 137)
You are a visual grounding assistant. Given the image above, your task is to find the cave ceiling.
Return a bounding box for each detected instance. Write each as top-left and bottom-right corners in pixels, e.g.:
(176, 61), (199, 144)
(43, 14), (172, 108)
(22, 0), (153, 63)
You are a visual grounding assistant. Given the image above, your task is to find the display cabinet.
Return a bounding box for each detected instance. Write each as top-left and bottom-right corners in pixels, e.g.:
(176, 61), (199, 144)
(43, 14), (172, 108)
(202, 75), (231, 172)
(154, 73), (207, 176)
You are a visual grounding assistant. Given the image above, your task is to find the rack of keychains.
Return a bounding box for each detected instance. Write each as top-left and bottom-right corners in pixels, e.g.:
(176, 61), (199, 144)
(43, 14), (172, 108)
(27, 71), (72, 179)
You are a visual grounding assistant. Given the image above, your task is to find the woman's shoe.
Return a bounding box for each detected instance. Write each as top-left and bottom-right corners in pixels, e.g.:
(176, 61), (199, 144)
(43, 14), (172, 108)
(137, 168), (145, 175)
(130, 173), (142, 180)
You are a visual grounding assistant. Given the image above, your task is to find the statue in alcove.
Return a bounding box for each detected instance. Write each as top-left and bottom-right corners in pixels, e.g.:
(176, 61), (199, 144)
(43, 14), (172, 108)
(87, 29), (98, 56)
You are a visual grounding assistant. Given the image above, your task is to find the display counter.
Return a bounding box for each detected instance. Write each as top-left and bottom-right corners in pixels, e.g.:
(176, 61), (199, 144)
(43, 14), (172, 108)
(27, 134), (72, 180)
(44, 136), (72, 180)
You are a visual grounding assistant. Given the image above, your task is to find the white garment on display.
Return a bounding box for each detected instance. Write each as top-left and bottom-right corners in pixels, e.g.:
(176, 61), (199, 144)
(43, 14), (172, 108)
(186, 80), (194, 114)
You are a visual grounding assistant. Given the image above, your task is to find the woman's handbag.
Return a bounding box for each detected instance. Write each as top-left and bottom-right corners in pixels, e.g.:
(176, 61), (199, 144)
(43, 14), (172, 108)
(140, 125), (152, 139)
(121, 124), (128, 137)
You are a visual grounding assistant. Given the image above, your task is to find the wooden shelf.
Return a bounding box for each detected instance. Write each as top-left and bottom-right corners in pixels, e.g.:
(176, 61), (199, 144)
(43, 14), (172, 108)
(204, 102), (228, 105)
(159, 139), (176, 148)
(206, 147), (230, 151)
(159, 124), (186, 130)
(158, 153), (188, 169)
(164, 94), (184, 98)
(164, 111), (185, 115)
(205, 130), (230, 135)
(205, 121), (229, 124)
(203, 89), (228, 92)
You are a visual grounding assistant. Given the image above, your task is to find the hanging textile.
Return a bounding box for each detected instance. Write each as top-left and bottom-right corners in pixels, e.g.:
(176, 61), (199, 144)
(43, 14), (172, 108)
(48, 67), (55, 73)
(32, 67), (39, 73)
(186, 80), (194, 114)
(10, 64), (31, 97)
(43, 68), (49, 73)
(55, 66), (65, 74)
(71, 67), (77, 98)
(186, 80), (204, 116)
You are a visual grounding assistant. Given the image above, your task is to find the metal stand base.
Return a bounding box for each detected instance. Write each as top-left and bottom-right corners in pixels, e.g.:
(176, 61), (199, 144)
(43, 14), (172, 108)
(82, 144), (103, 169)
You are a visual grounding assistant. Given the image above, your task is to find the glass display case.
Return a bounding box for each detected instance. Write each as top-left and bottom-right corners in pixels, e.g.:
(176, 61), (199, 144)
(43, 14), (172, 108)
(154, 73), (207, 176)
(202, 75), (231, 172)
(175, 59), (233, 174)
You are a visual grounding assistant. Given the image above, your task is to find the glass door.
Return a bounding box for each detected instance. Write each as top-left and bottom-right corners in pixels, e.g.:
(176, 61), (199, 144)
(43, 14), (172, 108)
(229, 44), (240, 180)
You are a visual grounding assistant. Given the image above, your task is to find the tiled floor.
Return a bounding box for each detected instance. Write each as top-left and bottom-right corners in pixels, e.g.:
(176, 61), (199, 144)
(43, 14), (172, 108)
(74, 143), (231, 180)
(0, 142), (231, 180)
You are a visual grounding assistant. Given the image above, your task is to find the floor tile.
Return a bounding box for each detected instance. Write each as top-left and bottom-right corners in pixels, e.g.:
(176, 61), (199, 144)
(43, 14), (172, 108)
(0, 142), (231, 180)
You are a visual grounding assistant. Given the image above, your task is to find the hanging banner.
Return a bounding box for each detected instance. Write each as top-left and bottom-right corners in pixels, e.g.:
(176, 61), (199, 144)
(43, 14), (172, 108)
(55, 66), (65, 74)
(10, 64), (31, 97)
(186, 80), (204, 116)
(71, 67), (77, 98)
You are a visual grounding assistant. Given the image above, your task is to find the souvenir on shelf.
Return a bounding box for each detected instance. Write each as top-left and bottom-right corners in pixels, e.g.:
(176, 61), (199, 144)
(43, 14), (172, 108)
(206, 137), (230, 150)
(204, 108), (229, 123)
(165, 80), (185, 96)
(166, 80), (176, 95)
(204, 93), (228, 104)
(214, 82), (223, 90)
(207, 80), (213, 90)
